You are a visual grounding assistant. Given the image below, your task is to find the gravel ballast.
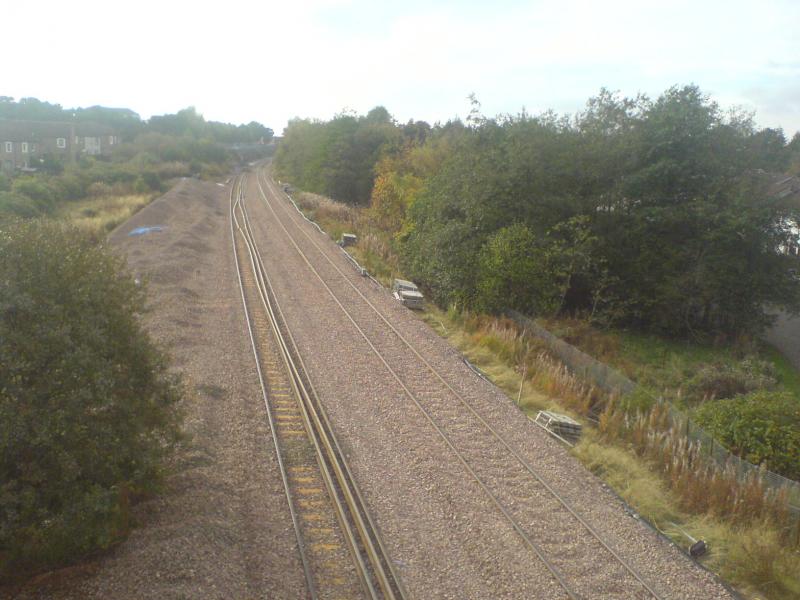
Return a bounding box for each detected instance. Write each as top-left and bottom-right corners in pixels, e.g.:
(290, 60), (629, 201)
(241, 171), (737, 600)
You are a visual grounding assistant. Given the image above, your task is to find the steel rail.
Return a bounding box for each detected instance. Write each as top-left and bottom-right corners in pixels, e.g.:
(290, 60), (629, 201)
(235, 177), (377, 598)
(237, 196), (409, 600)
(235, 176), (378, 598)
(233, 173), (406, 600)
(256, 167), (666, 600)
(238, 191), (400, 600)
(228, 175), (317, 599)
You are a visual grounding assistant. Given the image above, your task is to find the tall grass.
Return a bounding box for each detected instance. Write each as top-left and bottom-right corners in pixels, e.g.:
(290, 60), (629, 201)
(293, 190), (358, 236)
(293, 191), (400, 284)
(598, 401), (792, 527)
(53, 193), (155, 240)
(542, 316), (800, 414)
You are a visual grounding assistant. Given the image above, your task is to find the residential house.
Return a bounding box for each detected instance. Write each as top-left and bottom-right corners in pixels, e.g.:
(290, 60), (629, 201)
(0, 119), (119, 174)
(768, 173), (800, 257)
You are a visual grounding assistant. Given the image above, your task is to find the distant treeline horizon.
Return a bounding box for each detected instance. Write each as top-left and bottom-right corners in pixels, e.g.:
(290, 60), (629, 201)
(0, 96), (273, 144)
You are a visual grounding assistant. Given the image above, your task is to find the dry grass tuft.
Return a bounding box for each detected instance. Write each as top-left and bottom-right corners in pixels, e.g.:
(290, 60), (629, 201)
(54, 194), (155, 239)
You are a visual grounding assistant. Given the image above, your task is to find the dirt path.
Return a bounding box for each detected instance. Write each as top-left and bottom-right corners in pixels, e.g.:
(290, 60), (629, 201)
(7, 179), (305, 599)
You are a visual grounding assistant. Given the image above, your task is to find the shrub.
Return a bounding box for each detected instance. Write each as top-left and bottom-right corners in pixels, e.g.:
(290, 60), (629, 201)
(56, 173), (90, 201)
(87, 181), (114, 197)
(686, 358), (777, 401)
(476, 224), (561, 315)
(36, 154), (65, 175)
(694, 391), (800, 479)
(0, 192), (42, 218)
(11, 178), (56, 213)
(0, 220), (182, 580)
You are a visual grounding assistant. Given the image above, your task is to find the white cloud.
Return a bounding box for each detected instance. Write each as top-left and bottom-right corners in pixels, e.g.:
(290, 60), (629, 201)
(3, 0), (799, 136)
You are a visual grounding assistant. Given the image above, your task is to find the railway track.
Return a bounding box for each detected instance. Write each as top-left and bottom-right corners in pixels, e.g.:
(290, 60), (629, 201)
(229, 174), (407, 600)
(253, 166), (667, 600)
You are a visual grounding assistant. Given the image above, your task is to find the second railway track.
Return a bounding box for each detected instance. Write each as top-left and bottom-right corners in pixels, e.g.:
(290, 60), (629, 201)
(253, 166), (667, 600)
(230, 174), (407, 600)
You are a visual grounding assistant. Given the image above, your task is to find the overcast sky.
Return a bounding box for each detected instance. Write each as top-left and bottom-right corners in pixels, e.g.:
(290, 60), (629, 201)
(5, 0), (799, 136)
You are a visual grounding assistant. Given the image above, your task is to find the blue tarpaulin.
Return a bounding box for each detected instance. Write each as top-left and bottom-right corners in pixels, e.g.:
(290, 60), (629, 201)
(128, 226), (164, 236)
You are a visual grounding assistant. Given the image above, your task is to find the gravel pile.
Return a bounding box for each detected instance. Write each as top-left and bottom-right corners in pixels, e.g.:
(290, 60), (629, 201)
(242, 172), (737, 600)
(8, 178), (305, 599)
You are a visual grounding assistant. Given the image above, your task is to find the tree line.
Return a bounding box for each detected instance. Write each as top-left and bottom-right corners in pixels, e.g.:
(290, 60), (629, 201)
(275, 86), (800, 338)
(0, 97), (273, 143)
(0, 100), (275, 221)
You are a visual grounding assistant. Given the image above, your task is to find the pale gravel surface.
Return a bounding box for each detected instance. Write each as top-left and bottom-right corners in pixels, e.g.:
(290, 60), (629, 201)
(5, 178), (305, 600)
(243, 170), (738, 600)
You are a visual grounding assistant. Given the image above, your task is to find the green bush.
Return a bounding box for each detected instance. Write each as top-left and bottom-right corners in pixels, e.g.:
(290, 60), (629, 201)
(694, 391), (800, 479)
(477, 223), (561, 315)
(10, 178), (56, 214)
(0, 192), (42, 218)
(138, 171), (162, 192)
(55, 172), (90, 201)
(0, 220), (182, 580)
(686, 358), (778, 401)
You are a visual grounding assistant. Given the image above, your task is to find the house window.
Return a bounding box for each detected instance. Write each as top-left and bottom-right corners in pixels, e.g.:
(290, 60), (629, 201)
(75, 136), (79, 145)
(56, 138), (66, 149)
(109, 135), (114, 145)
(31, 143), (37, 153)
(21, 143), (28, 153)
(4, 142), (12, 153)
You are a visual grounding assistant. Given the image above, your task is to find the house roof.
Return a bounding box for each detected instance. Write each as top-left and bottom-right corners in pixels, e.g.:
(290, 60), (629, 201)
(767, 173), (800, 205)
(0, 119), (68, 140)
(0, 119), (115, 141)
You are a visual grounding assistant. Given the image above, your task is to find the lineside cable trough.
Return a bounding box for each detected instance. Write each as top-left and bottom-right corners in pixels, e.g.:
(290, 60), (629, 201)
(338, 233), (358, 247)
